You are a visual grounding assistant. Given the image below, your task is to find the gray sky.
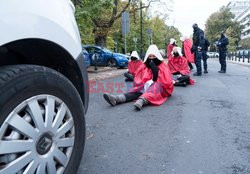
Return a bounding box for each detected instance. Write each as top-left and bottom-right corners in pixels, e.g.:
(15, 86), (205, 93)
(149, 0), (231, 36)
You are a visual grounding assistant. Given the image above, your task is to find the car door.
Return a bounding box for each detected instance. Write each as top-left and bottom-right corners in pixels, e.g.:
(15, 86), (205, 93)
(85, 47), (95, 65)
(93, 47), (105, 65)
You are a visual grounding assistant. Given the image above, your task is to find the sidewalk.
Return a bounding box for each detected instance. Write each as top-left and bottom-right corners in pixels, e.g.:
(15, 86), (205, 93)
(210, 58), (250, 67)
(227, 58), (250, 67)
(87, 66), (127, 81)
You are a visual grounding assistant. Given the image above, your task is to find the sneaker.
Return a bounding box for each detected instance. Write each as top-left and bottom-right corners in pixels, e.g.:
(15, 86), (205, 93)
(218, 70), (226, 73)
(204, 70), (208, 74)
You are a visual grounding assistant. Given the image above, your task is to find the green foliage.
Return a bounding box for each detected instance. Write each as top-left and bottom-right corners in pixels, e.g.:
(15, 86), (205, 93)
(239, 38), (250, 49)
(75, 6), (95, 44)
(205, 6), (243, 51)
(75, 0), (180, 54)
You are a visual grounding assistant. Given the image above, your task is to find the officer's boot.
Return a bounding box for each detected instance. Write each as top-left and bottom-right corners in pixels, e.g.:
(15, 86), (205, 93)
(103, 93), (126, 106)
(133, 97), (148, 110)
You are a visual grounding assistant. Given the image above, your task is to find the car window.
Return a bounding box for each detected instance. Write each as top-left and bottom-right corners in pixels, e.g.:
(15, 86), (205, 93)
(87, 47), (95, 54)
(94, 48), (102, 54)
(102, 48), (112, 53)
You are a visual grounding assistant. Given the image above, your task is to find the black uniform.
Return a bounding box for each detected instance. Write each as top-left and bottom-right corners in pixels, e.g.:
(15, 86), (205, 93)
(217, 34), (229, 73)
(202, 38), (210, 72)
(192, 24), (205, 75)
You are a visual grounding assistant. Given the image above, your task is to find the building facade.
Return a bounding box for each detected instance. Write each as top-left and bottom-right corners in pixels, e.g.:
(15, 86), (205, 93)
(227, 1), (250, 40)
(236, 6), (250, 39)
(227, 1), (250, 17)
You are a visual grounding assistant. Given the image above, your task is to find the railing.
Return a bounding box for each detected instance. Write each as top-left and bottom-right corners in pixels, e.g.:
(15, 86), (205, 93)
(227, 51), (250, 63)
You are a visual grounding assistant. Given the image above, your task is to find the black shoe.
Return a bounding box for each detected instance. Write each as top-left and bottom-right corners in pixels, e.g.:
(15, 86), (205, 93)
(204, 70), (208, 74)
(193, 72), (202, 76)
(174, 82), (187, 87)
(218, 70), (226, 73)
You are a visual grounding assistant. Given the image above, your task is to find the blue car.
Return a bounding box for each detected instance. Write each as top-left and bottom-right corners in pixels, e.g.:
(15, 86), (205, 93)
(82, 47), (90, 68)
(83, 45), (128, 68)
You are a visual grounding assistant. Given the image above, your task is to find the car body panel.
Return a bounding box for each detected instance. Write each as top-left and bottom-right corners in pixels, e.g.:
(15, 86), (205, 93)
(82, 48), (91, 68)
(0, 0), (81, 58)
(83, 45), (128, 67)
(0, 0), (89, 113)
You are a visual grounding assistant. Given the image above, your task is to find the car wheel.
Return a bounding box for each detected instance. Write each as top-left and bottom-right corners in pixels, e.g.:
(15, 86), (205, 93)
(0, 65), (85, 174)
(107, 59), (117, 67)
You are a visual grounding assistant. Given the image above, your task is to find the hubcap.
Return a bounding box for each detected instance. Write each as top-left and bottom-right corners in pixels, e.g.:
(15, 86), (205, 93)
(108, 59), (116, 67)
(36, 133), (53, 155)
(0, 95), (75, 174)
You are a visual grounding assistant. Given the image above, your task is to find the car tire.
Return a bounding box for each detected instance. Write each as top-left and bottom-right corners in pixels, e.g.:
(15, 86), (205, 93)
(107, 59), (117, 67)
(117, 66), (125, 69)
(0, 65), (85, 174)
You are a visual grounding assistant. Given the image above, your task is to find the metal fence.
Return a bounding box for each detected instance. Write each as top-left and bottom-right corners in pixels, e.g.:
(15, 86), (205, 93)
(227, 51), (250, 63)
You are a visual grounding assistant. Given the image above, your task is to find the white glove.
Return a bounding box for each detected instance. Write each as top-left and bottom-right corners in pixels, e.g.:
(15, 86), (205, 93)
(143, 79), (154, 92)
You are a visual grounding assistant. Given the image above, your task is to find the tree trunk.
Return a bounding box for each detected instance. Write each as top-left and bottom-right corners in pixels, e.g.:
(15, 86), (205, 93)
(95, 34), (107, 47)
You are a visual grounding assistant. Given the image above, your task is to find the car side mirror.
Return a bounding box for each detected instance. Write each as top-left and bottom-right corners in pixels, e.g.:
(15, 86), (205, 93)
(92, 53), (100, 61)
(92, 53), (100, 70)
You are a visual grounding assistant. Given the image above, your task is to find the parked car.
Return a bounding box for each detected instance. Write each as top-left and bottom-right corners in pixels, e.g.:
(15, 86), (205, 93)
(243, 50), (249, 57)
(0, 0), (88, 173)
(82, 47), (91, 68)
(239, 50), (244, 58)
(207, 52), (219, 58)
(83, 45), (128, 68)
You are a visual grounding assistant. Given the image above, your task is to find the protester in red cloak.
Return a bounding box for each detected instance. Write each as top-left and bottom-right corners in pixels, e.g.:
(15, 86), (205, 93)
(103, 45), (174, 110)
(124, 51), (143, 81)
(168, 47), (195, 86)
(167, 38), (177, 60)
(180, 36), (195, 70)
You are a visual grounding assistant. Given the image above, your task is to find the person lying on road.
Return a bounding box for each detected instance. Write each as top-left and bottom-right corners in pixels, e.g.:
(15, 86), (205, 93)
(168, 47), (195, 87)
(103, 45), (174, 110)
(124, 51), (143, 81)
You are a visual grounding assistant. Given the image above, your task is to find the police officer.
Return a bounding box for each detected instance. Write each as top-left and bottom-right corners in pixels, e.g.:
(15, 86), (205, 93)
(217, 31), (229, 73)
(203, 38), (210, 73)
(191, 23), (205, 76)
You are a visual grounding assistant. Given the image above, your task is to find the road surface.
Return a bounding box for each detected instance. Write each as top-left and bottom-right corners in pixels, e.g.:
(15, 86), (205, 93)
(78, 60), (250, 174)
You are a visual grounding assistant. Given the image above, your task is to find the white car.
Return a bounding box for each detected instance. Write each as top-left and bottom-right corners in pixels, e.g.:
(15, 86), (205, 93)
(207, 52), (219, 58)
(0, 0), (89, 173)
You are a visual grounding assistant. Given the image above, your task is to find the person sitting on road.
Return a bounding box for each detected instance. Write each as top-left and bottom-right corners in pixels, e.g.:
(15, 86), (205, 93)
(168, 47), (195, 87)
(180, 36), (195, 71)
(124, 51), (143, 81)
(167, 38), (177, 60)
(103, 45), (174, 111)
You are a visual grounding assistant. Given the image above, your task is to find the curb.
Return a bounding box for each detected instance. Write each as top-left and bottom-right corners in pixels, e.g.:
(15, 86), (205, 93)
(87, 66), (121, 73)
(228, 61), (250, 67)
(88, 69), (127, 81)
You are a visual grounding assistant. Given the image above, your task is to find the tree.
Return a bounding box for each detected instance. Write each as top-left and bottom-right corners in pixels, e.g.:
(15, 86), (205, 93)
(239, 38), (250, 49)
(205, 7), (243, 51)
(76, 0), (172, 48)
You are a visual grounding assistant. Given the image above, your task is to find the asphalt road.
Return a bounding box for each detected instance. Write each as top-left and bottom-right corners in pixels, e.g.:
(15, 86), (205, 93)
(78, 60), (250, 174)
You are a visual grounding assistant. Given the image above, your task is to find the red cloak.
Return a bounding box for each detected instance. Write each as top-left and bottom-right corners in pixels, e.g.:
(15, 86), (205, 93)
(168, 56), (195, 85)
(128, 60), (143, 76)
(183, 39), (195, 63)
(167, 44), (175, 60)
(130, 62), (174, 106)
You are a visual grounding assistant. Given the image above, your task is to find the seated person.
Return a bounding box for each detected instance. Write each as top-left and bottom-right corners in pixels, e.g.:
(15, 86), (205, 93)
(168, 47), (195, 87)
(124, 51), (143, 81)
(103, 45), (174, 110)
(167, 38), (177, 60)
